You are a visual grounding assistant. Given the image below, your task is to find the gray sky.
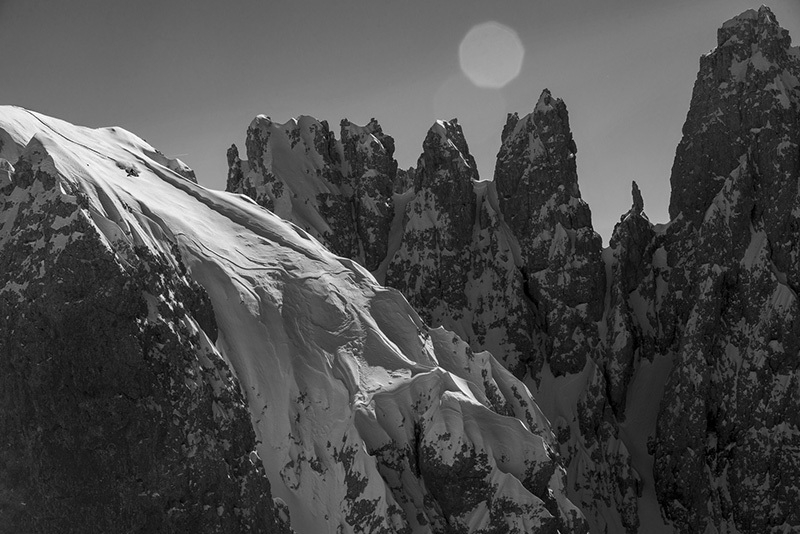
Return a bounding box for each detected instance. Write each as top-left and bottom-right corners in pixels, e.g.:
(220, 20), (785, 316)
(2, 0), (798, 243)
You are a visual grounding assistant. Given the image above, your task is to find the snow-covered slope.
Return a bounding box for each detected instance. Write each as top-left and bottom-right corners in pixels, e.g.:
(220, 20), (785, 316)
(0, 106), (586, 533)
(0, 107), (291, 533)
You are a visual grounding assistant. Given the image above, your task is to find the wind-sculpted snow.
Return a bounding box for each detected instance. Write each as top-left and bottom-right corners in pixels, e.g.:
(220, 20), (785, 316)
(0, 108), (290, 533)
(0, 107), (585, 533)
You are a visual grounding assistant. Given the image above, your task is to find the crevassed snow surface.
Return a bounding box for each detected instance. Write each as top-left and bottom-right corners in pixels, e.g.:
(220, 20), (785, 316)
(0, 106), (576, 534)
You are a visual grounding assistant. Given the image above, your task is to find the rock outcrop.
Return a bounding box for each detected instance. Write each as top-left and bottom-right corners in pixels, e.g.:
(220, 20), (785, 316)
(490, 93), (640, 533)
(494, 89), (606, 377)
(227, 115), (396, 271)
(385, 120), (537, 376)
(340, 119), (397, 271)
(652, 7), (800, 532)
(604, 181), (658, 416)
(386, 120), (478, 326)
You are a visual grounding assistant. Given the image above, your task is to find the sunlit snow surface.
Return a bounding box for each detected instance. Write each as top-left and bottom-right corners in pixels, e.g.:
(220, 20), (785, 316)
(0, 107), (584, 533)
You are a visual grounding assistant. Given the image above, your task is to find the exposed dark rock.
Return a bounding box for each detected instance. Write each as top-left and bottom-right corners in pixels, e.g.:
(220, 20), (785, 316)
(494, 89), (606, 376)
(654, 157), (800, 533)
(386, 120), (478, 322)
(340, 118), (396, 271)
(650, 8), (800, 532)
(226, 143), (245, 194)
(227, 115), (396, 271)
(631, 181), (644, 215)
(394, 166), (415, 193)
(385, 120), (537, 376)
(604, 182), (657, 415)
(669, 6), (800, 287)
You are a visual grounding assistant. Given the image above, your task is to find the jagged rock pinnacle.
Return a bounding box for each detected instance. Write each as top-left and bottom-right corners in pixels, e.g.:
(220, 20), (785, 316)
(653, 8), (800, 533)
(669, 4), (799, 227)
(494, 89), (605, 375)
(631, 180), (644, 215)
(386, 119), (478, 320)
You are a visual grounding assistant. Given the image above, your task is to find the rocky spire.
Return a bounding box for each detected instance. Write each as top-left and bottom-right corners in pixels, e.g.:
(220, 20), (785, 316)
(386, 119), (478, 324)
(604, 180), (656, 417)
(493, 91), (643, 533)
(226, 115), (398, 271)
(412, 119), (478, 240)
(339, 118), (396, 271)
(631, 180), (644, 215)
(493, 88), (605, 376)
(669, 6), (800, 274)
(651, 8), (800, 532)
(225, 143), (244, 194)
(384, 119), (538, 377)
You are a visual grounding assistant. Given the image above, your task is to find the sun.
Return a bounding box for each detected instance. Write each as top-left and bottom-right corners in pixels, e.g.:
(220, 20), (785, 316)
(459, 21), (525, 89)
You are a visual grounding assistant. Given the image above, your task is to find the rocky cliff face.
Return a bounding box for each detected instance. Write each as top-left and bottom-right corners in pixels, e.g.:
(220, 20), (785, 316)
(651, 7), (800, 533)
(227, 115), (396, 272)
(669, 5), (800, 296)
(385, 120), (537, 377)
(494, 89), (606, 378)
(340, 119), (398, 271)
(603, 182), (657, 417)
(491, 92), (640, 534)
(386, 120), (477, 326)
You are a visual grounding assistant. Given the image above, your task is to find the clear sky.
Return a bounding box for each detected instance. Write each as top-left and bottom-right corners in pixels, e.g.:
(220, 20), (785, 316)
(1, 0), (798, 243)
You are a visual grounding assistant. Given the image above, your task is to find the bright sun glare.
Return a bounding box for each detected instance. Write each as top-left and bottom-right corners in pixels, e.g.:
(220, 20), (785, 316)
(459, 21), (525, 89)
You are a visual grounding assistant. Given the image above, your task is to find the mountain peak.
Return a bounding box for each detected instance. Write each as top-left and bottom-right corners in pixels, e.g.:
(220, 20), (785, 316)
(493, 91), (605, 375)
(719, 5), (775, 30)
(669, 4), (799, 226)
(534, 87), (554, 113)
(423, 118), (477, 178)
(716, 4), (790, 56)
(340, 116), (380, 136)
(631, 180), (644, 215)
